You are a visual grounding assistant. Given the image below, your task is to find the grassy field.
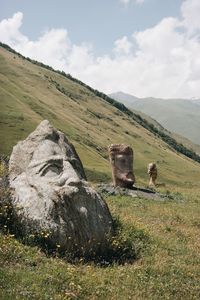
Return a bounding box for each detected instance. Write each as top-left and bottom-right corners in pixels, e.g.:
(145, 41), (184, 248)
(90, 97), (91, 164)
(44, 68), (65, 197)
(1, 184), (200, 299)
(0, 45), (200, 299)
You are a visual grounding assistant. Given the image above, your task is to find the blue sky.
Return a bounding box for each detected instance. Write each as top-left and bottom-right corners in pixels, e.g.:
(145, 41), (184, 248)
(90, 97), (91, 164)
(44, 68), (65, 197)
(0, 0), (182, 55)
(1, 0), (200, 99)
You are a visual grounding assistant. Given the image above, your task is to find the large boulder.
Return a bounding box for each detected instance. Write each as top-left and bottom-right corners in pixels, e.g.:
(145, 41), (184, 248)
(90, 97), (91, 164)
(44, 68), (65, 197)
(9, 120), (113, 257)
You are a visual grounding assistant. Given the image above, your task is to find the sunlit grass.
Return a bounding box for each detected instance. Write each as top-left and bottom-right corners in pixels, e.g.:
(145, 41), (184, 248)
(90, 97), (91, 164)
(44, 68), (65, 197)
(1, 169), (200, 299)
(0, 46), (200, 299)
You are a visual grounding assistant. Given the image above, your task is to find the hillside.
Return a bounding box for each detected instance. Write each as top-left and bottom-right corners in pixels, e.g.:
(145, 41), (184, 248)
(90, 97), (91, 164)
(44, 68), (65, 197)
(110, 91), (200, 146)
(128, 107), (200, 155)
(1, 44), (200, 188)
(1, 44), (200, 300)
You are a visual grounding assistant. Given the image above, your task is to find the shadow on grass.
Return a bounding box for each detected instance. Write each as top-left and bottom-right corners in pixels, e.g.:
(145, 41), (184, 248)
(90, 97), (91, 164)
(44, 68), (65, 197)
(85, 168), (111, 183)
(1, 209), (151, 267)
(88, 216), (151, 266)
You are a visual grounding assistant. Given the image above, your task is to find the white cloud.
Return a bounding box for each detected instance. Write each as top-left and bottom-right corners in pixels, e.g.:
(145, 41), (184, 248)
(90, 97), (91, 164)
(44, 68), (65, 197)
(114, 36), (132, 55)
(181, 0), (200, 34)
(0, 12), (28, 46)
(1, 1), (200, 99)
(0, 12), (94, 73)
(120, 0), (144, 5)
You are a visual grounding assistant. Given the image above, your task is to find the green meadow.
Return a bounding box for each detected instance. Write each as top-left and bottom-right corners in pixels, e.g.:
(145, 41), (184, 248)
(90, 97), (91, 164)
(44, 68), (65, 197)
(0, 45), (200, 299)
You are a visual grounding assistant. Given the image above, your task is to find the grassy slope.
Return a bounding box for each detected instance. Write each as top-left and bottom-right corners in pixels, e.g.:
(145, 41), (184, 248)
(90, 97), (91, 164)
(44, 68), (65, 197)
(110, 92), (200, 147)
(110, 91), (200, 154)
(132, 108), (200, 155)
(133, 99), (200, 145)
(0, 46), (200, 187)
(0, 46), (200, 299)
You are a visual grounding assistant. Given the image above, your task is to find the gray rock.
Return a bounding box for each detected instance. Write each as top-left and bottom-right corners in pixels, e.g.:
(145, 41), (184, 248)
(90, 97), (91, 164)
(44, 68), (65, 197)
(9, 120), (113, 256)
(97, 184), (174, 201)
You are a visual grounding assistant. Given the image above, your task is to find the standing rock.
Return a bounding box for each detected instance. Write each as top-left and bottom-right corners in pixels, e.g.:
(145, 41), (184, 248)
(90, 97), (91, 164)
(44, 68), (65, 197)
(108, 144), (135, 188)
(148, 163), (158, 187)
(9, 120), (113, 257)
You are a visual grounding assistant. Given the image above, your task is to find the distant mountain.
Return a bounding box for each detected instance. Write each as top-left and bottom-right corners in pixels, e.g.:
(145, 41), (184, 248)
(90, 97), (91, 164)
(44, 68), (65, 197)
(110, 92), (139, 106)
(1, 43), (200, 187)
(110, 96), (200, 155)
(132, 108), (200, 155)
(110, 92), (200, 146)
(192, 99), (200, 106)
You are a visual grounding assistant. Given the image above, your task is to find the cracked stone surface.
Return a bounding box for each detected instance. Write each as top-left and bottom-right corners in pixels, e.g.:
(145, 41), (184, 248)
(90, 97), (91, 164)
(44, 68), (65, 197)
(9, 120), (113, 256)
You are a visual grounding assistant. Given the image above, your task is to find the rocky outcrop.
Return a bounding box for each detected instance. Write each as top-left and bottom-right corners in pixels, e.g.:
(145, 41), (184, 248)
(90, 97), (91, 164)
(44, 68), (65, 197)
(108, 144), (135, 188)
(9, 120), (113, 257)
(97, 184), (175, 201)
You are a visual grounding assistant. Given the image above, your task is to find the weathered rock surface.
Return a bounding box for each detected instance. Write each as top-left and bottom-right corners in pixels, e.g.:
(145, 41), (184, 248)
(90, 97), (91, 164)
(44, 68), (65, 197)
(108, 144), (135, 188)
(97, 184), (174, 201)
(9, 120), (113, 256)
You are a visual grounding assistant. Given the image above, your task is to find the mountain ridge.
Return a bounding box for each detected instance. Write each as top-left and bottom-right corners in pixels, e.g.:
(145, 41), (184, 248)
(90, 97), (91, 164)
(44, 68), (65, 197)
(1, 42), (200, 187)
(110, 91), (200, 146)
(110, 91), (200, 102)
